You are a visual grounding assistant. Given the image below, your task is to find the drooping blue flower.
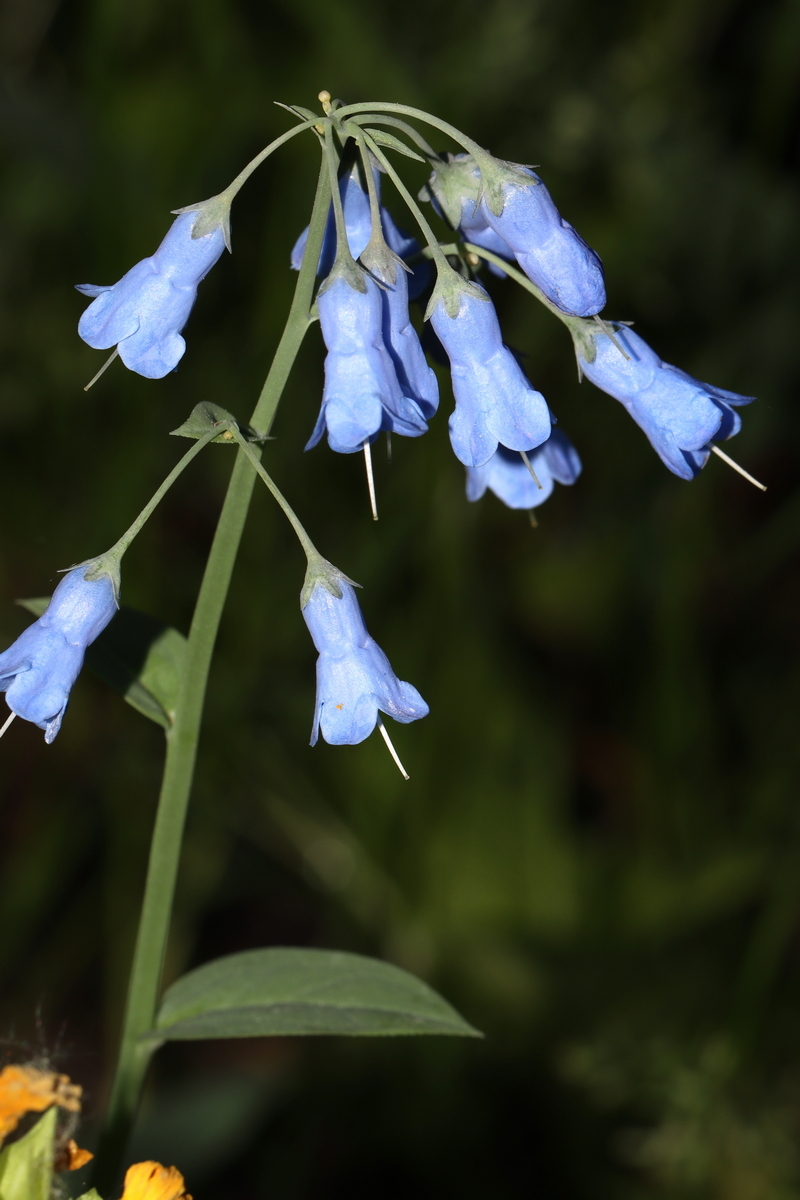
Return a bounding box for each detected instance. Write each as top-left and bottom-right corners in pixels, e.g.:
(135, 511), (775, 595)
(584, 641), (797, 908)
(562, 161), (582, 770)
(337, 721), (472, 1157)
(577, 326), (754, 480)
(423, 155), (512, 278)
(0, 567), (118, 742)
(480, 166), (606, 317)
(466, 429), (582, 509)
(77, 211), (226, 379)
(306, 272), (429, 453)
(429, 284), (551, 467)
(366, 252), (438, 421)
(302, 577), (429, 746)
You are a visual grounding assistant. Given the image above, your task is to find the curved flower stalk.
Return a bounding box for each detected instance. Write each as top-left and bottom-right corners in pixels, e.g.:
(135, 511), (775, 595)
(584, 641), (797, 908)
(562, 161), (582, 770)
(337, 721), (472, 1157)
(0, 567), (117, 742)
(306, 270), (429, 453)
(429, 282), (551, 466)
(302, 575), (428, 746)
(77, 211), (227, 378)
(577, 325), (754, 480)
(466, 428), (582, 509)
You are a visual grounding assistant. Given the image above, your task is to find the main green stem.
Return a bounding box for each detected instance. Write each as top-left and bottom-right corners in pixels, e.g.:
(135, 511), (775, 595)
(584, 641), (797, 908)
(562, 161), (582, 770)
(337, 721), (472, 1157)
(92, 153), (332, 1194)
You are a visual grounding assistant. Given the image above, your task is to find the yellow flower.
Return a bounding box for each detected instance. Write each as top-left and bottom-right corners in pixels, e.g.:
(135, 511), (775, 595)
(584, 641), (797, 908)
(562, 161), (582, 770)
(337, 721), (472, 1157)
(54, 1137), (94, 1172)
(121, 1161), (192, 1200)
(0, 1064), (81, 1143)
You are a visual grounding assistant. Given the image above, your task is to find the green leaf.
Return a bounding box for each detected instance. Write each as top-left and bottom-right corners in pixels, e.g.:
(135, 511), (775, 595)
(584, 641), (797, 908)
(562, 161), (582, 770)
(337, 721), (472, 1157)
(366, 128), (425, 162)
(0, 1107), (56, 1200)
(17, 600), (186, 729)
(152, 948), (481, 1041)
(170, 401), (264, 444)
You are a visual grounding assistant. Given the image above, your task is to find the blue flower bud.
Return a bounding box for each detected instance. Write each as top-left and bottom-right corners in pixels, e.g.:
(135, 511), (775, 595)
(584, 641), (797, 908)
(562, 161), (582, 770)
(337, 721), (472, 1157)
(577, 326), (754, 480)
(429, 284), (551, 467)
(77, 212), (226, 379)
(480, 167), (606, 317)
(302, 579), (429, 746)
(466, 429), (582, 509)
(0, 567), (118, 742)
(307, 272), (429, 453)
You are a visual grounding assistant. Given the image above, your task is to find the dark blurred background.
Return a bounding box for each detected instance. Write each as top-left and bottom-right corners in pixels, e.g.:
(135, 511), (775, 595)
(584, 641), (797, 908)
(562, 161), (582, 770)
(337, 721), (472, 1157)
(1, 0), (799, 1195)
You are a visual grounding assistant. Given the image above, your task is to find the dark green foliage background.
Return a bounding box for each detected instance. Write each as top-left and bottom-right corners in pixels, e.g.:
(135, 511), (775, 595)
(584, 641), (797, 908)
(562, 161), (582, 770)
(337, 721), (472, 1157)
(1, 0), (799, 1195)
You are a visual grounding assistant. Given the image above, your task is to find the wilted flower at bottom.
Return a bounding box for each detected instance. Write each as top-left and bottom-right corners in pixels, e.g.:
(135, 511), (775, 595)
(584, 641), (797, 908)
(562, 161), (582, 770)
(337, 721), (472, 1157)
(77, 212), (226, 379)
(302, 579), (429, 746)
(120, 1161), (191, 1200)
(578, 326), (753, 480)
(0, 567), (117, 742)
(466, 429), (582, 510)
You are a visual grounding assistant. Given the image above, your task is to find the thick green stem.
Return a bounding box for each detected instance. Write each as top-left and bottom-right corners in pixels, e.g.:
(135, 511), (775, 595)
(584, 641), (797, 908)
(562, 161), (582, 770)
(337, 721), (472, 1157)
(92, 151), (332, 1195)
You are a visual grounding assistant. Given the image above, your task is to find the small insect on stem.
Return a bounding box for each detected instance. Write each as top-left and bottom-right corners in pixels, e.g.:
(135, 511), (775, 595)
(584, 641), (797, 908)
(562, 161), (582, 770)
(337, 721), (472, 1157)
(363, 440), (379, 520)
(710, 445), (767, 492)
(83, 347), (119, 391)
(0, 710), (16, 739)
(377, 717), (410, 780)
(519, 450), (543, 490)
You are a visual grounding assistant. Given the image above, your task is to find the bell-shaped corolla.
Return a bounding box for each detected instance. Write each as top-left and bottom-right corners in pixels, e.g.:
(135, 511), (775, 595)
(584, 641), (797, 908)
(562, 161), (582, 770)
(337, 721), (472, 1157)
(578, 326), (753, 480)
(77, 212), (226, 379)
(306, 272), (429, 453)
(429, 284), (551, 467)
(0, 567), (118, 743)
(466, 428), (582, 509)
(302, 579), (429, 746)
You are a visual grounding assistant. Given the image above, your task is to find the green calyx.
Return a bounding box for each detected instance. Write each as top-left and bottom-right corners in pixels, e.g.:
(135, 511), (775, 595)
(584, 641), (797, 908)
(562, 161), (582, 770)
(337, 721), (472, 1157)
(475, 153), (539, 218)
(172, 191), (233, 251)
(73, 554), (122, 604)
(419, 153), (482, 228)
(300, 556), (359, 609)
(360, 232), (408, 287)
(424, 263), (488, 321)
(319, 254), (368, 296)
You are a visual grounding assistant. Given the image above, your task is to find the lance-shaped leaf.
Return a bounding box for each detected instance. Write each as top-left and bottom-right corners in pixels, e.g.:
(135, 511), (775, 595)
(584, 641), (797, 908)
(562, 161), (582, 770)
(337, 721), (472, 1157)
(150, 948), (481, 1040)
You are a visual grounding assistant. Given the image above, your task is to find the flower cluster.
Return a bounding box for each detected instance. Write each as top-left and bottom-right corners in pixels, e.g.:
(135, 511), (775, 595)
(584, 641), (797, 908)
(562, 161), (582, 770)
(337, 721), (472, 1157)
(53, 100), (762, 767)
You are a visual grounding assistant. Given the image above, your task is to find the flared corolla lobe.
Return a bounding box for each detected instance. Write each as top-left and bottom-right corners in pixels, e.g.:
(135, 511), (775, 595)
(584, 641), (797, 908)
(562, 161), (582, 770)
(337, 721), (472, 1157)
(466, 429), (582, 509)
(480, 166), (606, 317)
(302, 579), (429, 746)
(0, 568), (118, 742)
(429, 284), (551, 467)
(577, 326), (754, 480)
(77, 212), (226, 379)
(306, 272), (429, 453)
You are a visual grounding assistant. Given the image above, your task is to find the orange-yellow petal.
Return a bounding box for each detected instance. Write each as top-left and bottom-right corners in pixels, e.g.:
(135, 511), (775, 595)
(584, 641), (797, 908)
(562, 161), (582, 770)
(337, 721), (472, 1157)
(54, 1138), (94, 1172)
(121, 1160), (192, 1200)
(0, 1065), (82, 1142)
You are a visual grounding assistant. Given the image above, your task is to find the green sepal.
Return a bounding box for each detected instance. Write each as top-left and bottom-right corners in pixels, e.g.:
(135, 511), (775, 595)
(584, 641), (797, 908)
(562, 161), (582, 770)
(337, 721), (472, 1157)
(17, 599), (186, 730)
(419, 152), (483, 228)
(172, 192), (233, 251)
(567, 317), (602, 366)
(147, 947), (482, 1041)
(0, 1106), (56, 1200)
(423, 266), (488, 321)
(59, 555), (122, 606)
(318, 254), (368, 297)
(360, 232), (408, 288)
(476, 153), (539, 217)
(301, 555), (359, 609)
(170, 401), (266, 446)
(364, 128), (425, 163)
